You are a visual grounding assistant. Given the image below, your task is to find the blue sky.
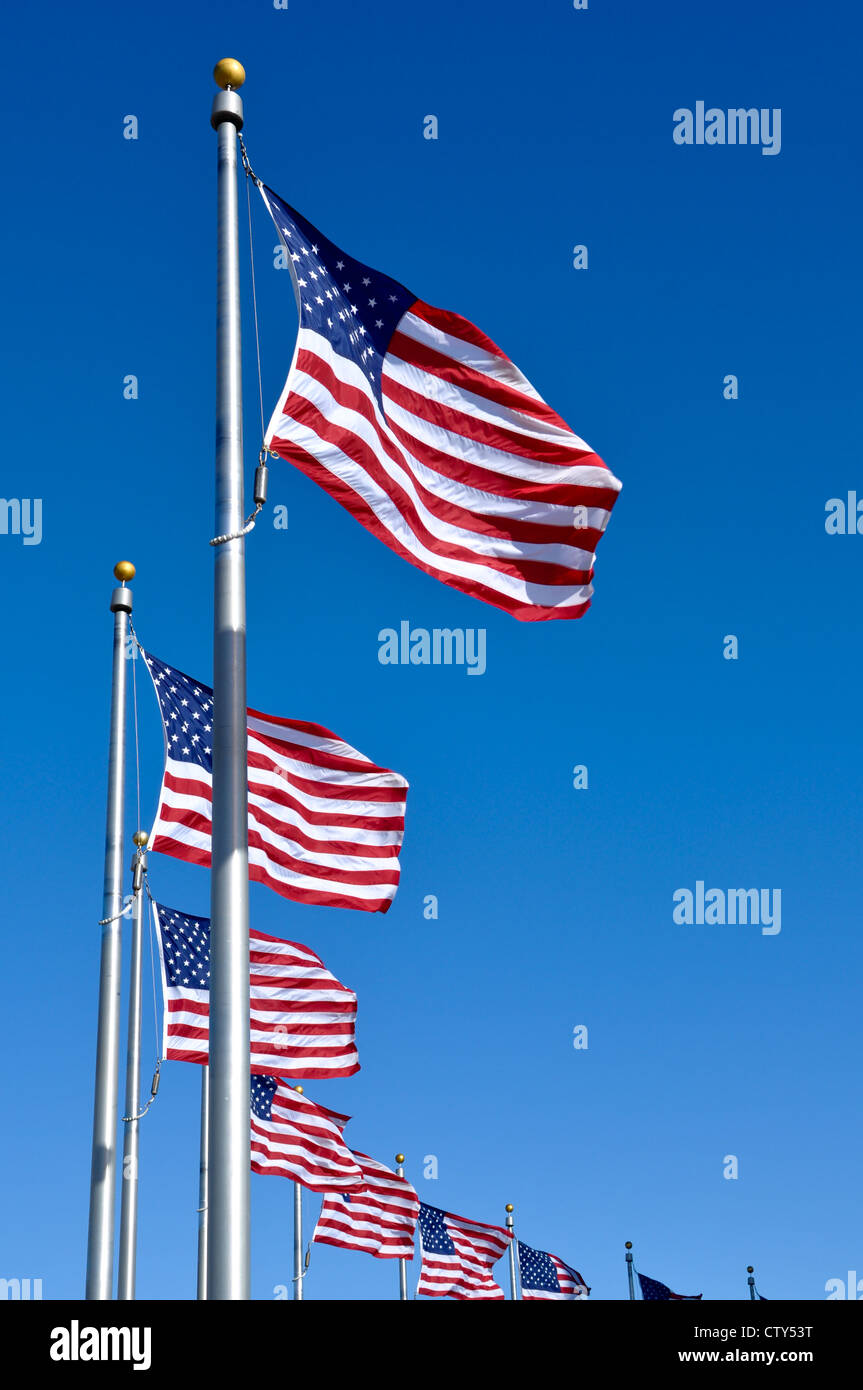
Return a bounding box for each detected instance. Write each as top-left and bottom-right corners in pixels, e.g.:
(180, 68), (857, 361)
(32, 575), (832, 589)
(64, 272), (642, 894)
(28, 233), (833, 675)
(1, 0), (861, 1300)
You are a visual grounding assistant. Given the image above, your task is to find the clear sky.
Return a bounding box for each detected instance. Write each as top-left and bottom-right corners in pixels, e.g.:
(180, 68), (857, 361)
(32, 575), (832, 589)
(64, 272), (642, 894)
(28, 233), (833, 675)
(1, 0), (860, 1301)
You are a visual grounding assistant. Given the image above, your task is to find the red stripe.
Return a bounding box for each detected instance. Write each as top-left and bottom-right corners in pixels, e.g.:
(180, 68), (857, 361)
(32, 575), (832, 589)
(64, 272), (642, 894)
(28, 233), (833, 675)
(249, 725), (401, 780)
(409, 299), (510, 361)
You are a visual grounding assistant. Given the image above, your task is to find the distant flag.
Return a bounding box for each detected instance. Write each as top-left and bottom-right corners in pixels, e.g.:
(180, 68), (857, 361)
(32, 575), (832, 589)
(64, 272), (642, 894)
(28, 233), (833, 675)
(638, 1272), (702, 1301)
(152, 902), (359, 1079)
(516, 1241), (590, 1300)
(313, 1153), (419, 1260)
(142, 649), (408, 913)
(416, 1203), (511, 1300)
(250, 1076), (362, 1191)
(260, 186), (622, 623)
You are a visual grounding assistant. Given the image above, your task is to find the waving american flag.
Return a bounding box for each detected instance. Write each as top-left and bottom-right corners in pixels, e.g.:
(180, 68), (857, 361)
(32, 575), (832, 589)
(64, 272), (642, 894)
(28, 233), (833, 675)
(416, 1203), (511, 1300)
(313, 1152), (419, 1260)
(152, 902), (359, 1079)
(141, 649), (407, 913)
(516, 1241), (590, 1300)
(250, 1076), (362, 1192)
(260, 186), (621, 622)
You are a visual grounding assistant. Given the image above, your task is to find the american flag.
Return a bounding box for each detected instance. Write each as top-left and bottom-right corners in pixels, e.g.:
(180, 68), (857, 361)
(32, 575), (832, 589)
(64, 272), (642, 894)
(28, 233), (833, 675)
(141, 649), (408, 913)
(517, 1241), (590, 1300)
(151, 901), (359, 1079)
(638, 1273), (702, 1301)
(416, 1203), (511, 1300)
(260, 186), (622, 623)
(250, 1075), (362, 1191)
(313, 1153), (419, 1260)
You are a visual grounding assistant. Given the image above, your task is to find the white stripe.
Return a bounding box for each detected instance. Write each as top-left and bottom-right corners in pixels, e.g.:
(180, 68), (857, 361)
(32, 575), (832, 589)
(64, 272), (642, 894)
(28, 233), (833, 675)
(384, 351), (589, 448)
(398, 308), (545, 401)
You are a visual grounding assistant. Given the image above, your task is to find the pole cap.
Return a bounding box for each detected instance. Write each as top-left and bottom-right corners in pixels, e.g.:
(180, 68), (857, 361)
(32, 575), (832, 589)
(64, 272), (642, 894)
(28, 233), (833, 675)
(214, 58), (245, 90)
(114, 561), (135, 583)
(747, 1266), (754, 1274)
(505, 1203), (514, 1213)
(295, 1085), (304, 1095)
(133, 830), (149, 847)
(395, 1154), (405, 1165)
(625, 1241), (633, 1250)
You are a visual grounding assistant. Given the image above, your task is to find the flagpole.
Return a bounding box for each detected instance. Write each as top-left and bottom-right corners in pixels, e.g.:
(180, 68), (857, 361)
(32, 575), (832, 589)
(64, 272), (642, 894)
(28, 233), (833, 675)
(625, 1241), (636, 1300)
(505, 1204), (519, 1300)
(293, 1183), (304, 1301)
(208, 56), (251, 1302)
(747, 1265), (756, 1300)
(395, 1154), (408, 1301)
(117, 832), (148, 1299)
(292, 1086), (304, 1300)
(85, 561), (135, 1300)
(197, 1067), (210, 1299)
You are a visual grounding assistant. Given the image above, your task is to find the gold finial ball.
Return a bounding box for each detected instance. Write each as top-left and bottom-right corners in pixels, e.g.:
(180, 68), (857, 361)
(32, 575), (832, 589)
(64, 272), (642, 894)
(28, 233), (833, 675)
(747, 1266), (754, 1274)
(114, 561), (135, 583)
(214, 58), (245, 90)
(295, 1085), (304, 1095)
(395, 1154), (405, 1165)
(133, 830), (149, 847)
(505, 1203), (514, 1213)
(625, 1241), (633, 1250)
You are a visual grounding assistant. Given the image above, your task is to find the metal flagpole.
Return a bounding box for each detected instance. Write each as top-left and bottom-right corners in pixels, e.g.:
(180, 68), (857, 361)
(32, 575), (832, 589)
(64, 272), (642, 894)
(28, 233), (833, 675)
(117, 832), (148, 1299)
(747, 1265), (756, 1300)
(505, 1204), (519, 1300)
(208, 56), (251, 1301)
(395, 1154), (408, 1301)
(293, 1184), (304, 1301)
(625, 1240), (636, 1299)
(293, 1086), (304, 1300)
(197, 1067), (210, 1299)
(86, 560), (135, 1300)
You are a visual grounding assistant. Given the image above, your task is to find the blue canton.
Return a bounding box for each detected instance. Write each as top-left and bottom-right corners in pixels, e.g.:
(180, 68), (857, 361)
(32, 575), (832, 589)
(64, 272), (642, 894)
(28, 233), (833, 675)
(263, 185), (416, 410)
(143, 650), (214, 773)
(155, 903), (211, 989)
(418, 1204), (456, 1255)
(251, 1074), (278, 1122)
(517, 1241), (563, 1294)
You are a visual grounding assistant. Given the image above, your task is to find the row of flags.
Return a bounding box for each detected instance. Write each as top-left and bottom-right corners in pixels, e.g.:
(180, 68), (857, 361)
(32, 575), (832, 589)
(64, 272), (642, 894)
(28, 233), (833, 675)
(139, 645), (736, 1299)
(132, 173), (621, 1295)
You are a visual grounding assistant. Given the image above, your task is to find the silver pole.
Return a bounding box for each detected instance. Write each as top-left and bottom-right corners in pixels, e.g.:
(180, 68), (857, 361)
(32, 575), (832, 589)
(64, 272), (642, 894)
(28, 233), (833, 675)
(197, 1066), (210, 1299)
(625, 1241), (636, 1299)
(85, 562), (134, 1300)
(395, 1154), (408, 1301)
(747, 1266), (756, 1300)
(117, 838), (147, 1299)
(505, 1205), (519, 1300)
(208, 57), (251, 1302)
(293, 1182), (303, 1301)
